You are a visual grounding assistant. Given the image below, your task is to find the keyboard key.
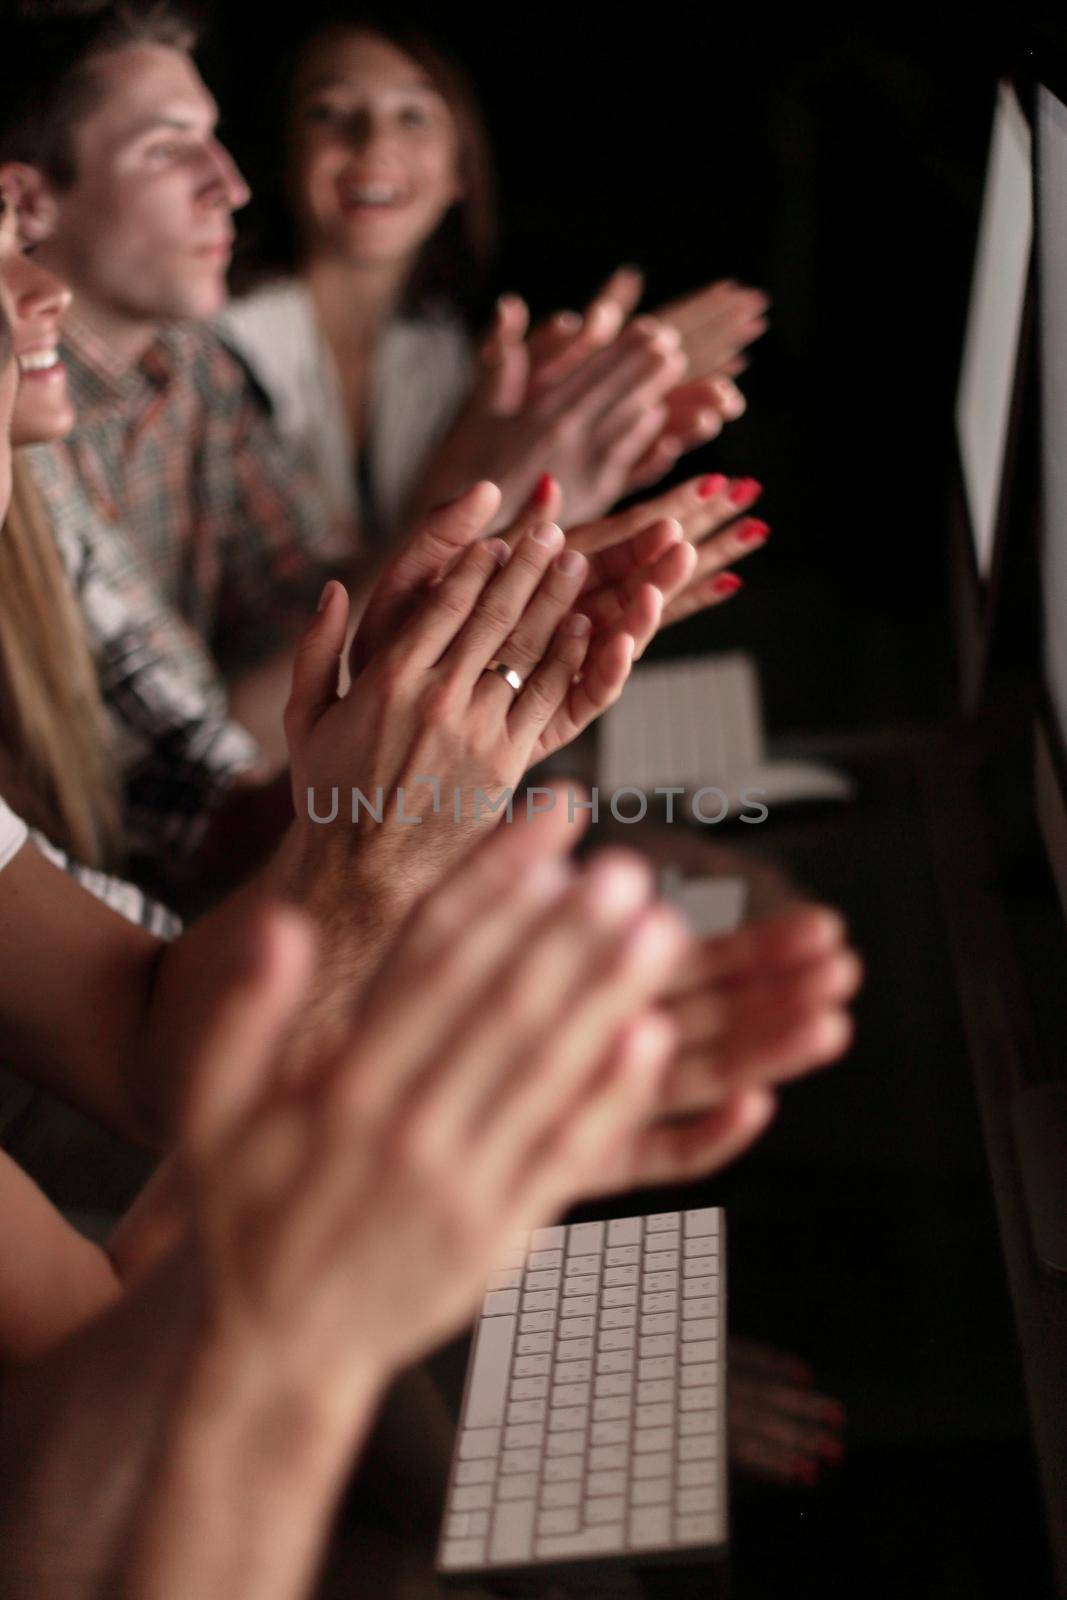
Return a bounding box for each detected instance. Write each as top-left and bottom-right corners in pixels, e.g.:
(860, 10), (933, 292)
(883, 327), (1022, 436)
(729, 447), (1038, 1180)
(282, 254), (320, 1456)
(684, 1236), (718, 1259)
(680, 1364), (717, 1388)
(513, 1354), (550, 1378)
(597, 1350), (634, 1374)
(506, 1400), (545, 1426)
(640, 1334), (675, 1359)
(545, 1431), (584, 1457)
(676, 1513), (721, 1544)
(463, 1315), (517, 1429)
(680, 1411), (717, 1436)
(683, 1257), (717, 1280)
(590, 1419), (630, 1447)
(535, 1525), (624, 1558)
(453, 1484), (493, 1511)
(608, 1217), (642, 1246)
(646, 1212), (680, 1232)
(540, 1481), (581, 1509)
(520, 1311), (555, 1334)
(637, 1379), (673, 1404)
(567, 1222), (605, 1256)
(555, 1339), (594, 1364)
(548, 1406), (587, 1433)
(605, 1244), (640, 1267)
(497, 1474), (537, 1501)
(601, 1306), (637, 1330)
(642, 1291), (676, 1314)
(523, 1291), (558, 1313)
(595, 1372), (631, 1397)
(636, 1403), (672, 1430)
(682, 1340), (719, 1365)
(441, 1537), (485, 1569)
(531, 1227), (566, 1252)
(593, 1395), (629, 1421)
(682, 1297), (717, 1319)
(565, 1254), (599, 1277)
(587, 1495), (626, 1524)
(564, 1275), (597, 1298)
(679, 1387), (717, 1412)
(510, 1376), (548, 1401)
(486, 1268), (522, 1292)
(553, 1358), (592, 1383)
(631, 1477), (671, 1506)
(543, 1457), (582, 1482)
(559, 1316), (594, 1340)
(561, 1295), (596, 1317)
(604, 1265), (638, 1287)
(525, 1266), (561, 1290)
(678, 1460), (717, 1487)
(638, 1356), (676, 1381)
(500, 1449), (539, 1474)
(629, 1504), (672, 1548)
(588, 1469), (626, 1496)
(588, 1443), (627, 1471)
(552, 1383), (590, 1408)
(681, 1318), (716, 1341)
(683, 1277), (717, 1299)
(599, 1327), (635, 1351)
(632, 1452), (671, 1479)
(537, 1508), (580, 1536)
(516, 1331), (552, 1355)
(644, 1271), (679, 1294)
(635, 1427), (673, 1454)
(489, 1499), (536, 1562)
(678, 1435), (717, 1461)
(678, 1487), (716, 1515)
(503, 1424), (542, 1450)
(641, 1313), (677, 1337)
(528, 1250), (563, 1271)
(684, 1208), (718, 1237)
(483, 1289), (519, 1317)
(646, 1232), (680, 1254)
(459, 1429), (500, 1460)
(602, 1286), (638, 1308)
(456, 1459), (495, 1486)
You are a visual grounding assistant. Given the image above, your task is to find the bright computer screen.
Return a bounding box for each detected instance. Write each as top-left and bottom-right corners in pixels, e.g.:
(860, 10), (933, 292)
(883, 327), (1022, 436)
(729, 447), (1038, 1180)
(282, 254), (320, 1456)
(1038, 83), (1067, 757)
(956, 82), (1033, 579)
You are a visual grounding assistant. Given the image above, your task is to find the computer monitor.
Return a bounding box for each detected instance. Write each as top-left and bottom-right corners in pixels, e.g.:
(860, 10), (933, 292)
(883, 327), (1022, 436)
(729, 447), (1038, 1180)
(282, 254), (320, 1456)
(950, 80), (1034, 708)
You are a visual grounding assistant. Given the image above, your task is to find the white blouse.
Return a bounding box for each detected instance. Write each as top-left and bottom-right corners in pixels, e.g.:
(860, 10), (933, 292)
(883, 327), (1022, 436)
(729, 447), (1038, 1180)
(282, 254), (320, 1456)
(218, 279), (472, 546)
(0, 795), (27, 874)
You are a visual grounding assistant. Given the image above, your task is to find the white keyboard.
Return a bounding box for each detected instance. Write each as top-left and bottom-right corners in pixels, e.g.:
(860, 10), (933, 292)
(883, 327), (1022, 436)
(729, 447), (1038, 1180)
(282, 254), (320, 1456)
(437, 1208), (726, 1581)
(599, 653), (763, 795)
(661, 871), (748, 937)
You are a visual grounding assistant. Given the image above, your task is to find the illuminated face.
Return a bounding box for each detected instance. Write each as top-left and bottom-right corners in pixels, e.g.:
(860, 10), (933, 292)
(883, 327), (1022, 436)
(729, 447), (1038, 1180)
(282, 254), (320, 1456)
(1, 215), (76, 447)
(36, 43), (250, 328)
(288, 31), (463, 273)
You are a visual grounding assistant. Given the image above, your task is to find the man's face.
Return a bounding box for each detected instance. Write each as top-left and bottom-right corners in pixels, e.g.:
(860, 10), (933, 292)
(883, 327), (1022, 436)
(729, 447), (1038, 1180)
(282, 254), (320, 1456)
(38, 43), (249, 329)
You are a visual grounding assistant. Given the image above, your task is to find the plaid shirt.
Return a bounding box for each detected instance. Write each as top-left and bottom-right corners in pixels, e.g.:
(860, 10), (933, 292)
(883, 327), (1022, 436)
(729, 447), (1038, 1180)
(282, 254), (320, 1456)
(32, 316), (344, 681)
(27, 441), (262, 869)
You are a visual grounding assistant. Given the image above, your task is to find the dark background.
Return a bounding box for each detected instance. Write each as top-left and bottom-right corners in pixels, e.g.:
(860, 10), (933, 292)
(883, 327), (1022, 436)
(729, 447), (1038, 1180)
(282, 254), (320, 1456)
(194, 4), (1026, 736)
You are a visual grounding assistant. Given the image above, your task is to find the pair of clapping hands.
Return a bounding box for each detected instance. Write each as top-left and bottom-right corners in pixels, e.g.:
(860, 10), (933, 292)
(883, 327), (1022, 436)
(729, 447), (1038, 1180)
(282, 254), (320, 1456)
(414, 266), (769, 536)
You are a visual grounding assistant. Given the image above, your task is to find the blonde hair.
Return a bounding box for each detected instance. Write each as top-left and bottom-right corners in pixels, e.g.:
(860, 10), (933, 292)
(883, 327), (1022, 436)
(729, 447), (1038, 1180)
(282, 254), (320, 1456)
(0, 454), (121, 867)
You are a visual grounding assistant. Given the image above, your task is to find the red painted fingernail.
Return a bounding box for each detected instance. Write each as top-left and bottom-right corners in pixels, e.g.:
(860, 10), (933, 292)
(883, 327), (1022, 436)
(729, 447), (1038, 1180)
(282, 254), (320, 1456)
(712, 573), (743, 596)
(736, 518), (770, 545)
(697, 473), (727, 500)
(728, 477), (762, 507)
(534, 472), (556, 507)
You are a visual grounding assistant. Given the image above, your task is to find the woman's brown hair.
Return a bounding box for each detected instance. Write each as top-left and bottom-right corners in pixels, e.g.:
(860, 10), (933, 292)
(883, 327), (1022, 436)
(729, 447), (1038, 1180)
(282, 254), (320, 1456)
(0, 456), (121, 868)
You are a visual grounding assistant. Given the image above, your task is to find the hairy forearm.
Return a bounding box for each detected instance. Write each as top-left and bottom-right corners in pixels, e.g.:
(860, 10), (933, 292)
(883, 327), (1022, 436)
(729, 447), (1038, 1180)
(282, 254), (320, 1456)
(110, 1339), (383, 1600)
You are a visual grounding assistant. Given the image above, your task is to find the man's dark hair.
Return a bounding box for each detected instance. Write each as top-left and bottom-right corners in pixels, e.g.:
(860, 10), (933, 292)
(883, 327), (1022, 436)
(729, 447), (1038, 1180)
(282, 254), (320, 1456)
(0, 3), (197, 189)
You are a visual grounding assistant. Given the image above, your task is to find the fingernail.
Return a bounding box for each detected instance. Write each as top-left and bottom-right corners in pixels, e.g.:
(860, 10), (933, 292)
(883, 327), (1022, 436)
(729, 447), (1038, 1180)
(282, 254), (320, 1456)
(736, 518), (770, 545)
(728, 477), (762, 507)
(485, 538), (511, 565)
(556, 549), (586, 577)
(563, 611), (591, 636)
(530, 522), (563, 548)
(697, 473), (727, 500)
(534, 472), (556, 507)
(316, 581), (334, 613)
(713, 573), (743, 596)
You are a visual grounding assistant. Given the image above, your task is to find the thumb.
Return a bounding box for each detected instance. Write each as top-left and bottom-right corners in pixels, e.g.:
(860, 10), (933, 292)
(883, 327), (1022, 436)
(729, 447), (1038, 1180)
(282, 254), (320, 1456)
(181, 906), (317, 1162)
(283, 580), (350, 752)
